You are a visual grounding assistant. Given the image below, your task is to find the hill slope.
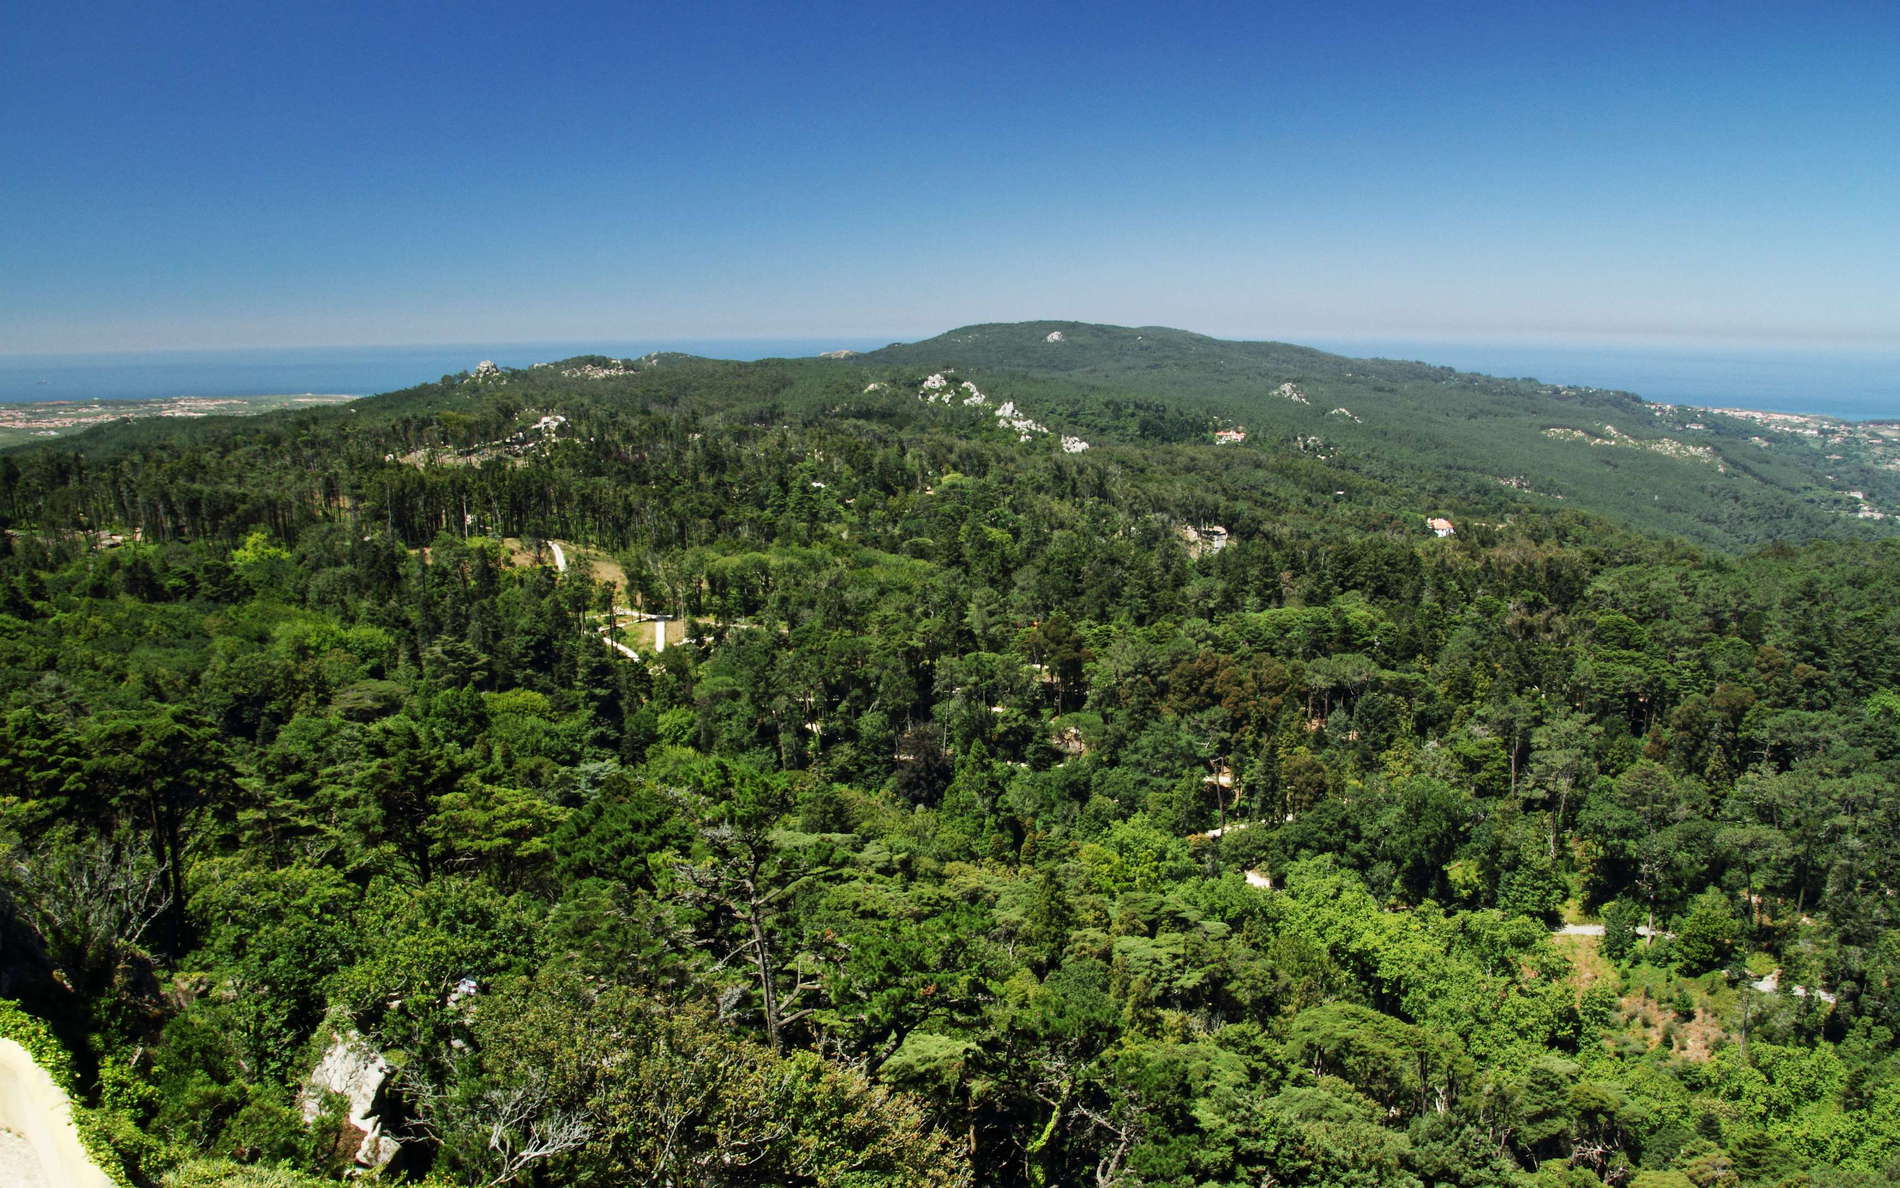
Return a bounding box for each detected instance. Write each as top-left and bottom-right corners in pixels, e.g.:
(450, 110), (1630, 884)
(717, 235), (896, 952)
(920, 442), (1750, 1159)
(7, 324), (1900, 1188)
(846, 321), (1900, 550)
(4, 321), (1895, 554)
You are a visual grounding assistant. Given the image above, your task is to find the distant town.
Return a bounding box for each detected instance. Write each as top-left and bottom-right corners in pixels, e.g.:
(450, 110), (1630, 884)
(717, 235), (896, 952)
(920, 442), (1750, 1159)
(0, 392), (357, 447)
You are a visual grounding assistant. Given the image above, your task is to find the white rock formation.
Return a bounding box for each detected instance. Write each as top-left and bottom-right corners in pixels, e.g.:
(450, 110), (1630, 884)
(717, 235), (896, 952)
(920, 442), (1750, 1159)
(299, 1031), (400, 1169)
(560, 360), (635, 379)
(1177, 524), (1230, 557)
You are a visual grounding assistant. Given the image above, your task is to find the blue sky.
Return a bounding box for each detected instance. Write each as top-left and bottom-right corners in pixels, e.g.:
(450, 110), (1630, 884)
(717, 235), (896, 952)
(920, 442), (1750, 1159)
(4, 0), (1897, 353)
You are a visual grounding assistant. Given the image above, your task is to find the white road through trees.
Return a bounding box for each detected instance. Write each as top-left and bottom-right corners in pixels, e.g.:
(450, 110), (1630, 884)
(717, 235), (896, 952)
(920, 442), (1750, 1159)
(0, 1038), (116, 1188)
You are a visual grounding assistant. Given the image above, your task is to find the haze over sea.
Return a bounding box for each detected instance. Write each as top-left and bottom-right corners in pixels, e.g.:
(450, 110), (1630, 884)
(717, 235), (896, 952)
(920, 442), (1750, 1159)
(0, 341), (891, 407)
(1, 337), (1895, 423)
(1303, 339), (1900, 422)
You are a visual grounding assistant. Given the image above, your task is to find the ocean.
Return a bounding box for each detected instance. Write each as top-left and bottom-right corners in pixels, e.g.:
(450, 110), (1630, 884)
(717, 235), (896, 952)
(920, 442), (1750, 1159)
(1302, 338), (1900, 422)
(0, 339), (893, 406)
(1, 337), (1896, 421)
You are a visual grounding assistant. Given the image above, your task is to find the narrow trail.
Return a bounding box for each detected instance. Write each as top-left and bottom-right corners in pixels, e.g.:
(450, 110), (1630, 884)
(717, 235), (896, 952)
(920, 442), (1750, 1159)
(0, 1038), (117, 1188)
(1554, 922), (1673, 939)
(599, 629), (641, 660)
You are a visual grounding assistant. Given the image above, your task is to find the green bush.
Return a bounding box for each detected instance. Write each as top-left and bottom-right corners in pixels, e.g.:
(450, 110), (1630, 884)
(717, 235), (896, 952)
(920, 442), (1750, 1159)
(0, 1000), (139, 1185)
(0, 997), (76, 1091)
(162, 1159), (338, 1188)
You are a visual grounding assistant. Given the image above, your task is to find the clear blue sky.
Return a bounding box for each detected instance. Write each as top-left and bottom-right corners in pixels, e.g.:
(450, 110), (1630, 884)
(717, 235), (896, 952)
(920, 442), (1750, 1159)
(4, 0), (1897, 353)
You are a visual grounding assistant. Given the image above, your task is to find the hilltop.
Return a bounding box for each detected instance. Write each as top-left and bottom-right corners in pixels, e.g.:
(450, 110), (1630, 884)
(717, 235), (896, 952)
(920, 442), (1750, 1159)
(3, 322), (1895, 556)
(845, 321), (1900, 550)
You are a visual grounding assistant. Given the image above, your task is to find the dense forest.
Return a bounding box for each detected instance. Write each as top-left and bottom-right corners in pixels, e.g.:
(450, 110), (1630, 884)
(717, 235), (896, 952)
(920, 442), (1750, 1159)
(3, 326), (1900, 1187)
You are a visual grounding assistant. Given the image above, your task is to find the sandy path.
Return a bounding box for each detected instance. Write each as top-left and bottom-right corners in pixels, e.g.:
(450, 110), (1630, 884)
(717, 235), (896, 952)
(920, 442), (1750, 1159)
(0, 1038), (117, 1188)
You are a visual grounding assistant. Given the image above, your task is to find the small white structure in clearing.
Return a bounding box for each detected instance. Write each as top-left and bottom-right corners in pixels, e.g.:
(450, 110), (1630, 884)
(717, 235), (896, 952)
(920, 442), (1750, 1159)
(1213, 428), (1248, 444)
(1045, 331), (1065, 343)
(1427, 517), (1456, 537)
(1177, 523), (1230, 558)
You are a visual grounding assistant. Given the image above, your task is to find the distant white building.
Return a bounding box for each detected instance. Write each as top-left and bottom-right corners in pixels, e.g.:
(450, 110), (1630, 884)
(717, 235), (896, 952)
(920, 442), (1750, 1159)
(1427, 517), (1456, 537)
(1213, 428), (1248, 444)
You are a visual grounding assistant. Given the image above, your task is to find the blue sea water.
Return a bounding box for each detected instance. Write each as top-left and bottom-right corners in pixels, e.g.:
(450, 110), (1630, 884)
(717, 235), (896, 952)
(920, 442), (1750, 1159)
(2, 336), (1896, 421)
(0, 339), (894, 405)
(1303, 338), (1900, 422)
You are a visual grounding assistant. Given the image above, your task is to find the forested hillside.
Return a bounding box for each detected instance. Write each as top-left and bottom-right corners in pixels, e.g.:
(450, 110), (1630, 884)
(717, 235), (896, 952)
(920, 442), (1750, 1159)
(3, 329), (1900, 1187)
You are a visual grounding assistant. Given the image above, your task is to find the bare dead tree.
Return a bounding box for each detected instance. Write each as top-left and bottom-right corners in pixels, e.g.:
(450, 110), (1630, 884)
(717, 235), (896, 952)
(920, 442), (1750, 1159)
(405, 1066), (593, 1188)
(479, 1078), (594, 1188)
(0, 831), (171, 985)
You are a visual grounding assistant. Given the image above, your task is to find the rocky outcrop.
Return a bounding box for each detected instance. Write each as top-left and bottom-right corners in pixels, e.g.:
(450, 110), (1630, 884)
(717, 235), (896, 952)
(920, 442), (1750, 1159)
(1176, 523), (1230, 558)
(299, 1030), (400, 1169)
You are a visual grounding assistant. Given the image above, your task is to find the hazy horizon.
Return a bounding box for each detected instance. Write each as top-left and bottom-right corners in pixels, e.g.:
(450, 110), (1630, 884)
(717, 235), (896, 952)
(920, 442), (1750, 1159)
(7, 1), (1899, 356)
(8, 324), (1900, 363)
(4, 328), (1896, 421)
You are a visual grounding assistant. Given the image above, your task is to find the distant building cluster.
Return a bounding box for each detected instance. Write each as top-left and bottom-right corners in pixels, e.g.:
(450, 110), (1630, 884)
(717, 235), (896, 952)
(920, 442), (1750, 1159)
(1213, 427), (1247, 444)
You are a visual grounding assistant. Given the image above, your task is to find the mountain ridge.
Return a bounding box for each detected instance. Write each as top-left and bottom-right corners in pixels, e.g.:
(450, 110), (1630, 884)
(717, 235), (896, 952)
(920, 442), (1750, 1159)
(4, 319), (1896, 554)
(835, 321), (1900, 551)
